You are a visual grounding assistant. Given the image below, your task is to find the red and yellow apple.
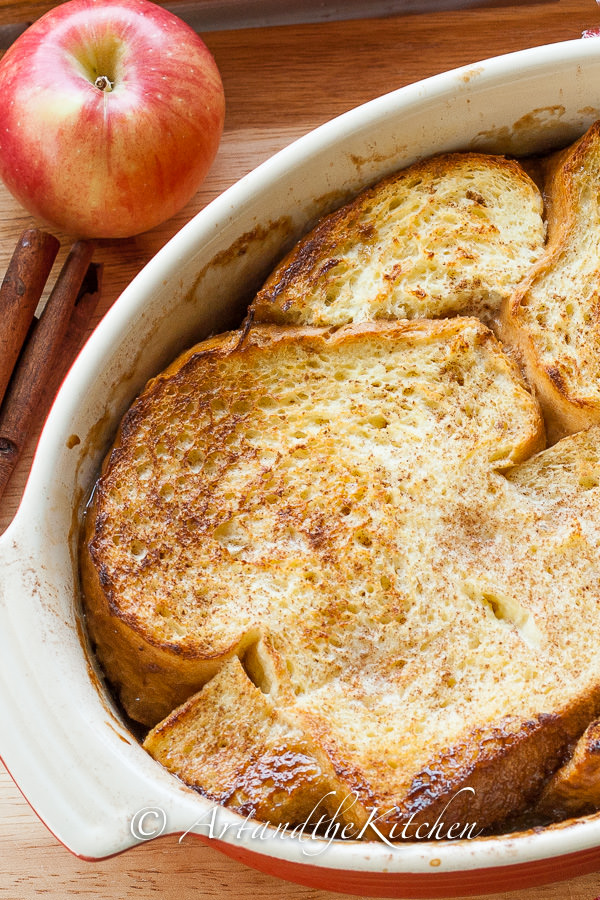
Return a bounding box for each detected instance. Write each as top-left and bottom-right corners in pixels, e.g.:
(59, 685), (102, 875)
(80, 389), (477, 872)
(0, 0), (225, 238)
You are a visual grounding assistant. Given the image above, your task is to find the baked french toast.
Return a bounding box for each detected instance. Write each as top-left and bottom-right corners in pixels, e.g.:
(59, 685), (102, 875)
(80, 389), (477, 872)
(499, 121), (600, 442)
(534, 718), (600, 820)
(81, 123), (600, 839)
(83, 318), (600, 835)
(249, 152), (545, 327)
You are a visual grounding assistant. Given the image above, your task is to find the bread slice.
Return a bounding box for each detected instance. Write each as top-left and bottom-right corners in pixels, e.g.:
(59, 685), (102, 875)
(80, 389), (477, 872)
(82, 318), (543, 727)
(498, 121), (600, 442)
(143, 654), (367, 830)
(533, 719), (600, 820)
(143, 425), (600, 836)
(84, 317), (600, 834)
(249, 153), (545, 327)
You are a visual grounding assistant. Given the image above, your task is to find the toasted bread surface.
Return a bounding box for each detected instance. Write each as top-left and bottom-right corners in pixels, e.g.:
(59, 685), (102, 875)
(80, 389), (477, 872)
(250, 153), (545, 327)
(143, 655), (368, 830)
(144, 422), (600, 834)
(498, 121), (600, 441)
(84, 318), (600, 833)
(83, 319), (542, 725)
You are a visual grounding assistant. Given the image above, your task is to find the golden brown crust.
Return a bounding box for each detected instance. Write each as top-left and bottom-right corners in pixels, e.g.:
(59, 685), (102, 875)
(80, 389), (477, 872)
(251, 152), (544, 327)
(498, 121), (600, 442)
(534, 719), (600, 819)
(83, 318), (544, 726)
(143, 656), (369, 829)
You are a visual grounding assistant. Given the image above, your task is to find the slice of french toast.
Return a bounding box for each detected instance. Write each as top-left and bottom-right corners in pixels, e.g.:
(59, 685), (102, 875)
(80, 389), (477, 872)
(83, 318), (600, 834)
(249, 153), (545, 327)
(498, 121), (600, 442)
(533, 719), (600, 820)
(143, 654), (365, 830)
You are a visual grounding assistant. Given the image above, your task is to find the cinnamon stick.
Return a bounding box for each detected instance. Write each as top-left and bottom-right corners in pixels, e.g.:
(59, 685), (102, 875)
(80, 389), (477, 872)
(36, 262), (103, 414)
(0, 228), (59, 408)
(62, 262), (103, 357)
(0, 240), (96, 502)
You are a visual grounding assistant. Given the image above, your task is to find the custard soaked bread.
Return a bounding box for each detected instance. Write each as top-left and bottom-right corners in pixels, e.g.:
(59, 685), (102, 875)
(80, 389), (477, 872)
(499, 121), (600, 442)
(250, 153), (545, 327)
(533, 718), (600, 820)
(82, 319), (600, 835)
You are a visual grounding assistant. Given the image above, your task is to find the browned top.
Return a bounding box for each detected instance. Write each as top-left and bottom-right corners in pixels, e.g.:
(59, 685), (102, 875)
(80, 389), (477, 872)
(85, 318), (600, 831)
(250, 153), (544, 328)
(499, 121), (600, 440)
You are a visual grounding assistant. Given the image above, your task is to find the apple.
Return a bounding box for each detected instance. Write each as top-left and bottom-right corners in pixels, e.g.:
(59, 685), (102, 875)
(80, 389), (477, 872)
(0, 0), (225, 238)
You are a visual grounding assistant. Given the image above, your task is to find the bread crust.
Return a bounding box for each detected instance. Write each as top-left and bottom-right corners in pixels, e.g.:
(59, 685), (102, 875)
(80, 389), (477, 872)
(498, 122), (600, 442)
(250, 152), (545, 328)
(534, 718), (600, 819)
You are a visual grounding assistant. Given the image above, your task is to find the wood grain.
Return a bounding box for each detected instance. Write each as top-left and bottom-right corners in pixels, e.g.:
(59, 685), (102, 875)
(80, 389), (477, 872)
(1, 1), (600, 897)
(0, 0), (553, 29)
(0, 0), (256, 28)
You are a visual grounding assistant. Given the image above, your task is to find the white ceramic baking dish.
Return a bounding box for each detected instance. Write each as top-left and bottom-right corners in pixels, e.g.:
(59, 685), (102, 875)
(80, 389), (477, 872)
(2, 37), (600, 899)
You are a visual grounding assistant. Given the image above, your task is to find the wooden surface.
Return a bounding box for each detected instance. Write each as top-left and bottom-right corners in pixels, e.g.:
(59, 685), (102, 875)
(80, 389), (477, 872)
(0, 0), (271, 28)
(2, 1), (600, 897)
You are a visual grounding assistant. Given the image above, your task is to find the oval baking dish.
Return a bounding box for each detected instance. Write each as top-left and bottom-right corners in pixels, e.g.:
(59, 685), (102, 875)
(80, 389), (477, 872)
(2, 37), (600, 899)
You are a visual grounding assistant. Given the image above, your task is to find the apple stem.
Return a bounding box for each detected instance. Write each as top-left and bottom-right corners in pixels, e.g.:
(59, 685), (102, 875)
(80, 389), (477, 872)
(94, 75), (113, 93)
